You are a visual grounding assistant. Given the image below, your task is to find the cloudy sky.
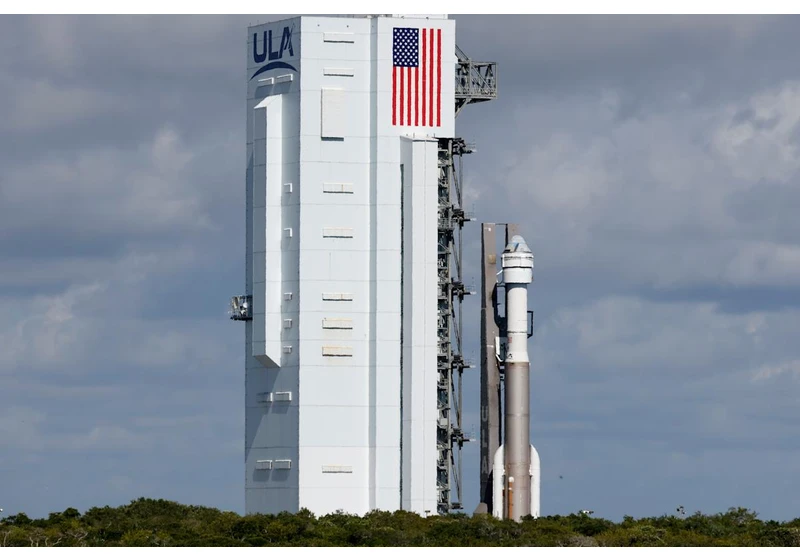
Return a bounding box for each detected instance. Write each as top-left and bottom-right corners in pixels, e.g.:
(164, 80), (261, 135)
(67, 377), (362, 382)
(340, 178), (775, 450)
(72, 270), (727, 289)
(2, 14), (800, 522)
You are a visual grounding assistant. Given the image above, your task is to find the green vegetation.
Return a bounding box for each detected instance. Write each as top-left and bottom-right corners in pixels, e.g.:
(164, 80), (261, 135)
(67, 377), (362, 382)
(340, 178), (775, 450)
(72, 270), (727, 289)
(1, 499), (799, 546)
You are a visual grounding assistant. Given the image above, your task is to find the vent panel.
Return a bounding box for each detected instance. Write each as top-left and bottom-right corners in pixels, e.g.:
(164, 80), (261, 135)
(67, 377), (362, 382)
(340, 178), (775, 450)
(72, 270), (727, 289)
(322, 465), (353, 473)
(323, 182), (354, 194)
(322, 292), (354, 301)
(322, 318), (353, 330)
(324, 67), (355, 77)
(322, 227), (354, 238)
(322, 345), (353, 357)
(323, 32), (355, 43)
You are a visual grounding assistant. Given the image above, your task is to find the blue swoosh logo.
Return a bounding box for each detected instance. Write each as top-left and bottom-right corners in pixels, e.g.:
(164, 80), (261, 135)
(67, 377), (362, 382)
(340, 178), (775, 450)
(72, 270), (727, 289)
(251, 61), (298, 81)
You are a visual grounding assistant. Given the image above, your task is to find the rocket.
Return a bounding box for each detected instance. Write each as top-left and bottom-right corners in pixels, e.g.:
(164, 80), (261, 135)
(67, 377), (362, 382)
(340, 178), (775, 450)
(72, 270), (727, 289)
(490, 234), (540, 521)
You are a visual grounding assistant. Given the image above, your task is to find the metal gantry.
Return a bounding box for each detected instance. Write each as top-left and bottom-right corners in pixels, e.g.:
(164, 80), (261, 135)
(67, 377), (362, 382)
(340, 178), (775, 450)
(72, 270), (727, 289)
(455, 45), (497, 118)
(230, 295), (253, 321)
(436, 46), (497, 514)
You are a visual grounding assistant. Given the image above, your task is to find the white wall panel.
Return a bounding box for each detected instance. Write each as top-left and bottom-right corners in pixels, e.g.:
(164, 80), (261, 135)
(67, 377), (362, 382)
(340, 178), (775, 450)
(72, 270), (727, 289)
(374, 487), (401, 512)
(376, 206), (402, 249)
(319, 135), (372, 163)
(321, 88), (347, 138)
(297, 365), (369, 406)
(246, 405), (299, 449)
(375, 250), (402, 281)
(252, 212), (266, 253)
(374, 341), (401, 368)
(399, 137), (439, 513)
(373, 366), (401, 406)
(298, 250), (369, 282)
(299, 446), (369, 490)
(373, 314), (401, 339)
(374, 284), (401, 314)
(373, 446), (401, 487)
(374, 406), (400, 447)
(245, 365), (298, 407)
(252, 252), (266, 286)
(299, 406), (370, 447)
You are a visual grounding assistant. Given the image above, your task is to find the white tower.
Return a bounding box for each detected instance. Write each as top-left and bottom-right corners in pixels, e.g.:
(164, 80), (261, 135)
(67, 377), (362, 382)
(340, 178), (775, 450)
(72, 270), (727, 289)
(240, 14), (457, 517)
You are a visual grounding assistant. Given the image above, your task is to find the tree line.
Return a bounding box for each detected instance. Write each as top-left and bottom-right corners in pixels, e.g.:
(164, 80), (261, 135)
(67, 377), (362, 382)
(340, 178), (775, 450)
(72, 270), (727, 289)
(1, 498), (799, 546)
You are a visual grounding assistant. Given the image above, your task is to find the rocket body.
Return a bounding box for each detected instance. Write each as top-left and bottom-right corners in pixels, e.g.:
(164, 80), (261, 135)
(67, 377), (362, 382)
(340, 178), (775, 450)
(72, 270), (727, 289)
(501, 235), (535, 521)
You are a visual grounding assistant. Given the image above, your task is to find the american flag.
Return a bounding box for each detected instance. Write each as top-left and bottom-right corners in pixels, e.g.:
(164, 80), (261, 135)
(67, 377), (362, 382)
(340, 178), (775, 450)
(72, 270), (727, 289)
(392, 27), (441, 127)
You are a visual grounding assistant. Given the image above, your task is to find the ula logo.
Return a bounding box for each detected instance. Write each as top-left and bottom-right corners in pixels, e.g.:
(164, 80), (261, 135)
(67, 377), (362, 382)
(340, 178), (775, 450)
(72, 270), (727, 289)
(251, 25), (297, 81)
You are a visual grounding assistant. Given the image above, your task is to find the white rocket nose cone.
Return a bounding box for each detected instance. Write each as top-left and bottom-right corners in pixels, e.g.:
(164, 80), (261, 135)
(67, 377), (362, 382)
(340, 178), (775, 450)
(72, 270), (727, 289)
(504, 235), (531, 254)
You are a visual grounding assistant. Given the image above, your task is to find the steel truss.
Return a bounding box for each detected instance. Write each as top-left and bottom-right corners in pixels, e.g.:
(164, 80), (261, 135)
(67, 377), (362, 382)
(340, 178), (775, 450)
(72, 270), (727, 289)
(435, 45), (497, 514)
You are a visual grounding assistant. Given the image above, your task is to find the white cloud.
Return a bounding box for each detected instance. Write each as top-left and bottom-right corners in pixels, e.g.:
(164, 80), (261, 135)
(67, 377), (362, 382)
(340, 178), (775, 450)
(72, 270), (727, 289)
(1, 125), (213, 237)
(723, 242), (800, 287)
(532, 295), (800, 403)
(0, 76), (123, 132)
(713, 82), (800, 183)
(458, 16), (775, 74)
(509, 132), (616, 214)
(468, 80), (800, 294)
(14, 16), (245, 80)
(535, 296), (753, 375)
(25, 17), (81, 71)
(0, 244), (226, 375)
(753, 359), (800, 381)
(0, 283), (104, 373)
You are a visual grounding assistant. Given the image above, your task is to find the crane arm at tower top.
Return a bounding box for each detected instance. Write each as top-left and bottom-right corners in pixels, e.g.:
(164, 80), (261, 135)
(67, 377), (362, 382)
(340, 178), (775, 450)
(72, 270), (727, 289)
(455, 45), (497, 116)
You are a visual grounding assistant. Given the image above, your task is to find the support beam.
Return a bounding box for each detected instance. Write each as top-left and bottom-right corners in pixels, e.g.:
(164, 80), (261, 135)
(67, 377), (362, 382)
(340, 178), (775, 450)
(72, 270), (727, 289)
(478, 223), (502, 512)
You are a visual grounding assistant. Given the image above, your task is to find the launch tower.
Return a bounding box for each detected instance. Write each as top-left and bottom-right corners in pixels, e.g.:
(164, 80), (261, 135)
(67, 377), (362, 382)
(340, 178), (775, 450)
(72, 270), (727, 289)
(231, 14), (497, 516)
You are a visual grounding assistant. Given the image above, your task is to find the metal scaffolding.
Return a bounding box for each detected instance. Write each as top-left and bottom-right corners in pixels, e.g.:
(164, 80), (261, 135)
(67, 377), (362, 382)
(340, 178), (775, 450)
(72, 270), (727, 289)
(436, 46), (497, 514)
(455, 45), (497, 118)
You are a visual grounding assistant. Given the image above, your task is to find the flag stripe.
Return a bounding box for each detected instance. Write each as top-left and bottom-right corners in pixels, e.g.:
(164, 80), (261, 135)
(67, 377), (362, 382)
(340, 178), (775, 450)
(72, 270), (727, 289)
(414, 66), (418, 126)
(428, 28), (434, 127)
(392, 67), (397, 126)
(436, 28), (441, 127)
(421, 30), (427, 127)
(406, 66), (411, 125)
(400, 66), (404, 125)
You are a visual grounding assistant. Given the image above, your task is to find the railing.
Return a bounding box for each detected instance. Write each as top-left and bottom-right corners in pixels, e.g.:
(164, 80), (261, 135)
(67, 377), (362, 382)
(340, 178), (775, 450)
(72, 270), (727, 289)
(455, 45), (497, 102)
